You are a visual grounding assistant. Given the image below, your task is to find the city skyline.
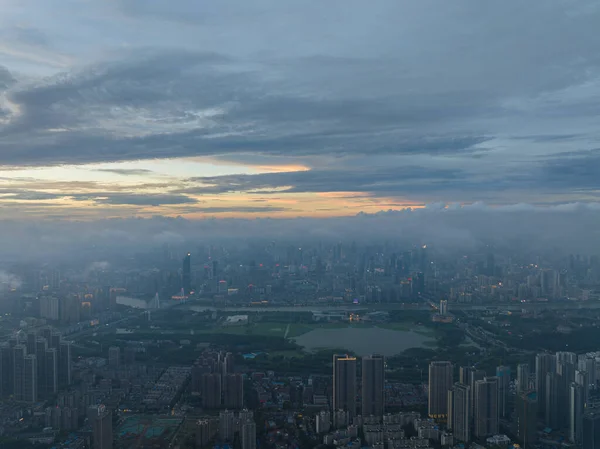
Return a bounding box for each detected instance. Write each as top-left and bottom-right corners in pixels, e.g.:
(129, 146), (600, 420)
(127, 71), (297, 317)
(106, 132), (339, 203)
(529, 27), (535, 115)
(1, 1), (600, 220)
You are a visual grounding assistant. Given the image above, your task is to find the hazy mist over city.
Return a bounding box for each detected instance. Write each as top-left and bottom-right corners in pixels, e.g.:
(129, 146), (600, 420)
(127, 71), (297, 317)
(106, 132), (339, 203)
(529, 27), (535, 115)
(3, 1), (600, 449)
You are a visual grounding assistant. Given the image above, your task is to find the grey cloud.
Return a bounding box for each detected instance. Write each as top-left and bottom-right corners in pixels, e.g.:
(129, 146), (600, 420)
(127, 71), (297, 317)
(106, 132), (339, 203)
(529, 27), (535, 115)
(93, 168), (154, 176)
(0, 1), (599, 206)
(183, 206), (288, 214)
(88, 193), (198, 206)
(0, 189), (197, 206)
(0, 66), (15, 91)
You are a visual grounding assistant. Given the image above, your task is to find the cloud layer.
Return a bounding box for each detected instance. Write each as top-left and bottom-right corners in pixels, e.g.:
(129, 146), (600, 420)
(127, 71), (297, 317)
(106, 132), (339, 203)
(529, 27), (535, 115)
(1, 1), (600, 218)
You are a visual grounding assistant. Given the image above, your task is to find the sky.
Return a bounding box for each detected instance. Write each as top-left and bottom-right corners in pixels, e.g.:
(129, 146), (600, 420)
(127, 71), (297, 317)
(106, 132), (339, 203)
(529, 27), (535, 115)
(1, 1), (600, 221)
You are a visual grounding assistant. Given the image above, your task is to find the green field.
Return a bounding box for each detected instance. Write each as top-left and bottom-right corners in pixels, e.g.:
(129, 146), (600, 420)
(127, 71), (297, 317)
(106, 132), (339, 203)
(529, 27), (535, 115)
(209, 321), (433, 339)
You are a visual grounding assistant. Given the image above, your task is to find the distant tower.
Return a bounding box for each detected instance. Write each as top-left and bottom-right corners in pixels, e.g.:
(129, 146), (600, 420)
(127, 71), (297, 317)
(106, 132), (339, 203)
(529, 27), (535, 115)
(362, 354), (385, 418)
(183, 252), (192, 295)
(242, 419), (257, 449)
(584, 412), (600, 449)
(223, 374), (244, 409)
(452, 383), (471, 443)
(219, 410), (235, 442)
(22, 354), (37, 403)
(202, 373), (222, 409)
(496, 366), (510, 418)
(439, 300), (448, 316)
(536, 353), (556, 418)
(428, 361), (453, 419)
(13, 345), (26, 401)
(149, 292), (160, 309)
(474, 377), (499, 438)
(333, 354), (357, 417)
(58, 341), (71, 388)
(517, 363), (530, 393)
(516, 391), (538, 446)
(108, 346), (120, 368)
(45, 348), (58, 396)
(93, 405), (112, 449)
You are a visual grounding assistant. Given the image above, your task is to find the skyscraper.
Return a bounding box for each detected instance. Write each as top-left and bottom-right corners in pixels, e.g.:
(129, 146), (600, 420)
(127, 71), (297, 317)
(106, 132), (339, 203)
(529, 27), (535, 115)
(58, 341), (71, 388)
(224, 373), (244, 409)
(182, 252), (191, 295)
(219, 409), (235, 442)
(474, 377), (499, 438)
(93, 406), (112, 449)
(516, 391), (537, 446)
(517, 363), (530, 393)
(536, 353), (556, 418)
(0, 342), (13, 397)
(45, 348), (58, 396)
(242, 419), (256, 449)
(557, 359), (576, 428)
(459, 366), (473, 385)
(545, 372), (560, 429)
(428, 361), (453, 419)
(13, 344), (26, 401)
(333, 354), (357, 417)
(496, 366), (511, 418)
(22, 354), (37, 403)
(108, 346), (120, 368)
(202, 373), (222, 409)
(362, 354), (385, 418)
(35, 338), (48, 399)
(452, 383), (471, 443)
(469, 368), (485, 423)
(584, 412), (600, 449)
(570, 382), (585, 444)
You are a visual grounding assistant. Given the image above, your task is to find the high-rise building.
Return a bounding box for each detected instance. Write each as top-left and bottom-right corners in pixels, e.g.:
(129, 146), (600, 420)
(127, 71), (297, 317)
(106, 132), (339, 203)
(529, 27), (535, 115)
(202, 373), (222, 409)
(35, 338), (48, 399)
(584, 412), (600, 449)
(459, 366), (473, 385)
(0, 342), (13, 397)
(439, 300), (448, 316)
(26, 332), (36, 356)
(362, 354), (385, 418)
(474, 377), (499, 438)
(447, 389), (453, 431)
(316, 411), (331, 434)
(93, 406), (112, 449)
(58, 341), (71, 387)
(576, 369), (590, 405)
(545, 372), (560, 429)
(182, 253), (192, 295)
(223, 352), (235, 376)
(22, 354), (37, 403)
(242, 419), (256, 449)
(333, 354), (357, 417)
(570, 382), (585, 444)
(469, 368), (485, 423)
(219, 409), (235, 442)
(428, 361), (453, 419)
(452, 383), (471, 443)
(13, 344), (26, 401)
(557, 360), (576, 428)
(45, 348), (58, 396)
(517, 363), (530, 393)
(108, 346), (120, 368)
(496, 366), (511, 418)
(516, 391), (537, 446)
(536, 353), (556, 417)
(224, 374), (244, 409)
